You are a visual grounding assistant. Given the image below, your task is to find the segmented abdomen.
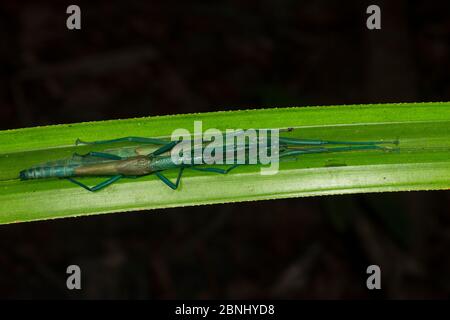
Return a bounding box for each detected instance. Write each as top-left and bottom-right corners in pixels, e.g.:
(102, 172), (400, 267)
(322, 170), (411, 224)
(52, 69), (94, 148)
(19, 165), (78, 180)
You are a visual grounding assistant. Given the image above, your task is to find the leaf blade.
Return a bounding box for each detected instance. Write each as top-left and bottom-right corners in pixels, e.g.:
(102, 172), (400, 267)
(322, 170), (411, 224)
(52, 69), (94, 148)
(1, 102), (449, 224)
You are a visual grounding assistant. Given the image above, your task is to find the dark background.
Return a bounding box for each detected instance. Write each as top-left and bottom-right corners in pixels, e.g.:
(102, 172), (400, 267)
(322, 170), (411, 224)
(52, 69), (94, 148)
(0, 0), (449, 299)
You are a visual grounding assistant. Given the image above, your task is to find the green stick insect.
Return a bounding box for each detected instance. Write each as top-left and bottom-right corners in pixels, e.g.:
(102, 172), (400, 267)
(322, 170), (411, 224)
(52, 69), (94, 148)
(19, 129), (399, 191)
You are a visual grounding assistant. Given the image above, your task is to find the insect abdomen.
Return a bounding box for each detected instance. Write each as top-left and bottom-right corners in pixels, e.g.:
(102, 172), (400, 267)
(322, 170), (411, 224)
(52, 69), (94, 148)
(19, 165), (77, 180)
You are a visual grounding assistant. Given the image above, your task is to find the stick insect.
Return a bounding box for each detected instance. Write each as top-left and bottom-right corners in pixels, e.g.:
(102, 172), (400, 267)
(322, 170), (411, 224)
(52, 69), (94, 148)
(19, 129), (399, 191)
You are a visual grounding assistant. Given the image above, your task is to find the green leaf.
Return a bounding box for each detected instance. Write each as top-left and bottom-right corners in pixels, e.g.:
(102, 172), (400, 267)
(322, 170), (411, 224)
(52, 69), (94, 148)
(0, 102), (449, 224)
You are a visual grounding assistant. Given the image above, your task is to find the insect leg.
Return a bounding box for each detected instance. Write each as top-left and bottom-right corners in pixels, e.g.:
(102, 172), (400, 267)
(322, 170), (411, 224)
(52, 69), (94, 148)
(190, 164), (240, 174)
(65, 175), (123, 192)
(155, 167), (185, 190)
(151, 141), (180, 156)
(76, 137), (169, 146)
(279, 137), (399, 146)
(280, 145), (389, 158)
(73, 152), (123, 160)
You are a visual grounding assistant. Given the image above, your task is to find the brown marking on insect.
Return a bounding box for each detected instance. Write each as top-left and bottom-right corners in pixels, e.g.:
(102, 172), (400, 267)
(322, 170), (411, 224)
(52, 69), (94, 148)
(75, 156), (152, 176)
(134, 146), (155, 155)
